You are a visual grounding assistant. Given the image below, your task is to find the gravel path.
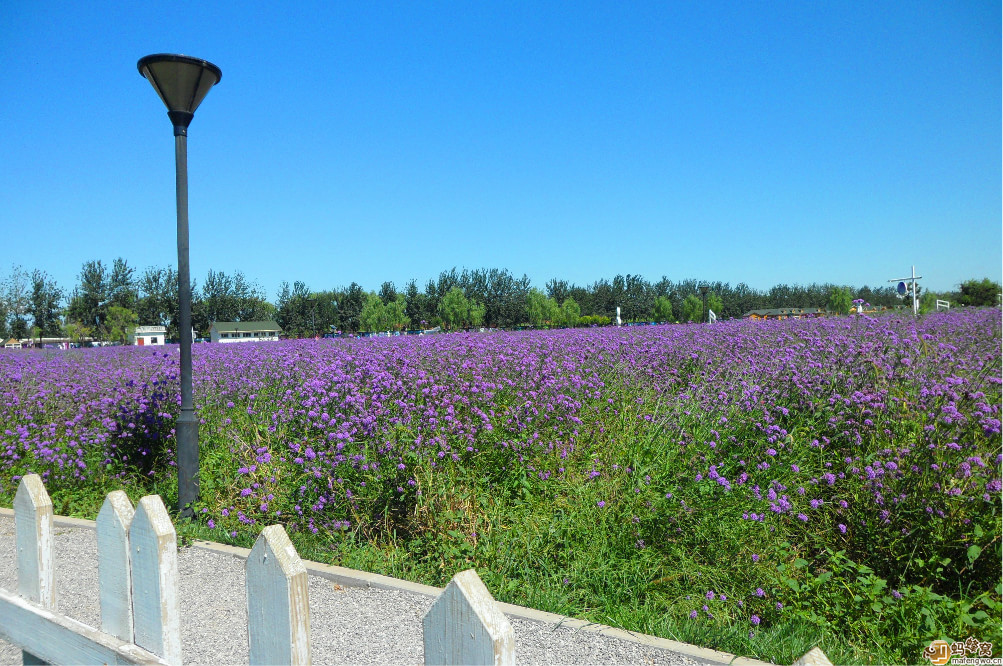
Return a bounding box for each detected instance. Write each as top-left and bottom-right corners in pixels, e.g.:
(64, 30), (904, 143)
(0, 514), (763, 665)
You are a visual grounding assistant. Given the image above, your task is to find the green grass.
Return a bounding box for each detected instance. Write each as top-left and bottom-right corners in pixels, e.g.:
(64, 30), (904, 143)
(7, 409), (999, 666)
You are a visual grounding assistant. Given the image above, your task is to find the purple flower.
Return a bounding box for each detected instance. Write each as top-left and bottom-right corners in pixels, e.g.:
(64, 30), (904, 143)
(689, 610), (698, 619)
(750, 615), (761, 626)
(596, 500), (605, 508)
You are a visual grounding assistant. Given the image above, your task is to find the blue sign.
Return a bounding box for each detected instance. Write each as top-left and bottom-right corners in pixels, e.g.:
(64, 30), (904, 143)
(897, 281), (907, 295)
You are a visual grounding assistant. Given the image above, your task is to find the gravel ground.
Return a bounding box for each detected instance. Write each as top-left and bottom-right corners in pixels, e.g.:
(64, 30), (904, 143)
(0, 514), (745, 665)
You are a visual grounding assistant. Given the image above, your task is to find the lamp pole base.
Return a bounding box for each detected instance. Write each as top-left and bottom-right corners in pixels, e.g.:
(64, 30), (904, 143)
(177, 410), (200, 518)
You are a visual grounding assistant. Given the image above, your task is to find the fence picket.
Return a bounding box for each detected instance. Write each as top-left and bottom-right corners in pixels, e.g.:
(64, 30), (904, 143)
(422, 569), (515, 666)
(129, 495), (182, 666)
(14, 474), (55, 665)
(3, 478), (603, 666)
(246, 524), (311, 665)
(0, 588), (169, 666)
(97, 489), (136, 642)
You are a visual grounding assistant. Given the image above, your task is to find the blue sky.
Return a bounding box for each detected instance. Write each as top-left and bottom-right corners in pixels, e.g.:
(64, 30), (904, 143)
(1, 2), (999, 298)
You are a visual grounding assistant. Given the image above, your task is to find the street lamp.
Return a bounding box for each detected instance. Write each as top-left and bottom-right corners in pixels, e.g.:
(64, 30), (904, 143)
(698, 284), (709, 323)
(138, 54), (221, 517)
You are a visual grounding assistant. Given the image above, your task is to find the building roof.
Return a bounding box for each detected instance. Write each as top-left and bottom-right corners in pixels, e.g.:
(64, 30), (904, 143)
(211, 321), (281, 333)
(134, 325), (167, 334)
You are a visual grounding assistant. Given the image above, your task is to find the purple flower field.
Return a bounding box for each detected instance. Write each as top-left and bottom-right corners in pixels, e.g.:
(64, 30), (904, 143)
(2, 307), (1000, 661)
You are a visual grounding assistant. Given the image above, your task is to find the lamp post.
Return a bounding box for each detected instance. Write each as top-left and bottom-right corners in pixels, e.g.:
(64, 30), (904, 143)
(698, 284), (709, 323)
(138, 54), (221, 517)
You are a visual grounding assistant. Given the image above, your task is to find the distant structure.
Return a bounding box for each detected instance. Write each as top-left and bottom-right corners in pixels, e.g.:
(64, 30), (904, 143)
(743, 307), (828, 320)
(744, 305), (896, 320)
(210, 321), (281, 343)
(889, 266), (922, 316)
(132, 325), (167, 346)
(2, 337), (23, 349)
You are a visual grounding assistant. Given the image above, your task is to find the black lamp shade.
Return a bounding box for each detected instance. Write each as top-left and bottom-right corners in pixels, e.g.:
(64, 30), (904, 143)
(138, 54), (221, 129)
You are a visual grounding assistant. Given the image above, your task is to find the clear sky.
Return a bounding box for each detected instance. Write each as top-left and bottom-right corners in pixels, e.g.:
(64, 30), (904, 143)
(1, 2), (999, 299)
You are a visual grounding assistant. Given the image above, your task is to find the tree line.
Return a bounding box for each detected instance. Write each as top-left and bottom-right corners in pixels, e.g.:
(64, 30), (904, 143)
(0, 261), (999, 343)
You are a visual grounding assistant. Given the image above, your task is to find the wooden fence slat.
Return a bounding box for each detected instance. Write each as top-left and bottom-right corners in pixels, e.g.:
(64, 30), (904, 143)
(246, 525), (311, 666)
(14, 474), (55, 666)
(14, 475), (55, 608)
(129, 495), (181, 666)
(97, 489), (136, 642)
(0, 587), (170, 666)
(422, 569), (515, 666)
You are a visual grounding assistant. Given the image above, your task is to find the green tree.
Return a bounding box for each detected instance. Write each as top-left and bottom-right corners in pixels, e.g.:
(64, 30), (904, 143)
(307, 290), (341, 335)
(105, 305), (139, 344)
(30, 270), (63, 340)
(468, 300), (486, 328)
(66, 260), (108, 338)
(108, 258), (138, 311)
(707, 292), (724, 320)
(62, 321), (91, 346)
(622, 274), (653, 321)
(386, 294), (410, 331)
(196, 269), (267, 332)
(359, 293), (386, 332)
(378, 281), (397, 304)
(680, 294), (703, 323)
(3, 265), (31, 339)
(918, 290), (941, 314)
(439, 286), (471, 331)
(0, 295), (8, 340)
(275, 280), (313, 337)
(526, 289), (559, 327)
(359, 292), (408, 332)
(338, 282), (366, 333)
(828, 287), (853, 315)
(558, 298), (580, 328)
(404, 280), (434, 329)
(653, 295), (674, 323)
(137, 266), (178, 334)
(957, 278), (1002, 307)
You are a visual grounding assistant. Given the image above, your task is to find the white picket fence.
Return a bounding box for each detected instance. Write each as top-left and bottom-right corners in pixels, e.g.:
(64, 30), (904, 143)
(0, 474), (514, 665)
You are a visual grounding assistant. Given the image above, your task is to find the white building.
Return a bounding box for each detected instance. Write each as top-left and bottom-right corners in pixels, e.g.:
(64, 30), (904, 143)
(132, 325), (167, 346)
(210, 321), (282, 343)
